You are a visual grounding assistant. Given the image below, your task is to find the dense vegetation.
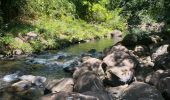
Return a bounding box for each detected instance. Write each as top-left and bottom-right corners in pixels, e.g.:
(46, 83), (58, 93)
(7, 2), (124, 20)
(0, 0), (170, 55)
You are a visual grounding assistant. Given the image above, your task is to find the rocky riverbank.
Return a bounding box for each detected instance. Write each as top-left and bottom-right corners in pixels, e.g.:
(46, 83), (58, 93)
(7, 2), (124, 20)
(0, 31), (170, 100)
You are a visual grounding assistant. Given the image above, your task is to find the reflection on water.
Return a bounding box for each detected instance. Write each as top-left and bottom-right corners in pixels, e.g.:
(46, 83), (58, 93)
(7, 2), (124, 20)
(62, 39), (114, 55)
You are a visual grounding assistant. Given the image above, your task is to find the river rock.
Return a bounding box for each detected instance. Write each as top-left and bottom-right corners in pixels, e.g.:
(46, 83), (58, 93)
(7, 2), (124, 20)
(3, 71), (20, 83)
(19, 75), (46, 86)
(135, 66), (154, 82)
(11, 80), (32, 92)
(154, 53), (170, 70)
(102, 47), (137, 86)
(73, 57), (105, 80)
(106, 85), (128, 98)
(46, 78), (74, 93)
(103, 44), (128, 56)
(63, 58), (80, 69)
(146, 69), (170, 99)
(151, 44), (169, 61)
(121, 82), (164, 100)
(74, 72), (104, 93)
(40, 92), (98, 100)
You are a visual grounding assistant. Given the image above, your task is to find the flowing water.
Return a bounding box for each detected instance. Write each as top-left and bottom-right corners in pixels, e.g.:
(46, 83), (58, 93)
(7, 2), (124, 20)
(0, 39), (114, 80)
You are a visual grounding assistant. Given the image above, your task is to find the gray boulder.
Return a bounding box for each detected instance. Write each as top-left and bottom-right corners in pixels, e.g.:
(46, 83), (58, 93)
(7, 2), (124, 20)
(121, 82), (164, 100)
(46, 78), (74, 93)
(146, 69), (170, 99)
(102, 46), (137, 86)
(73, 57), (105, 80)
(151, 44), (169, 61)
(74, 72), (104, 93)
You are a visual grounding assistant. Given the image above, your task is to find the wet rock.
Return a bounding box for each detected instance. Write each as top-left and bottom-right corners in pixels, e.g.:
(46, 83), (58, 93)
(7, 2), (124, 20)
(63, 58), (81, 73)
(73, 57), (105, 80)
(106, 85), (128, 98)
(3, 71), (20, 83)
(151, 44), (169, 61)
(121, 82), (164, 100)
(27, 58), (47, 64)
(48, 52), (69, 61)
(40, 92), (98, 100)
(74, 72), (105, 93)
(81, 52), (103, 59)
(19, 75), (46, 86)
(46, 78), (74, 93)
(88, 49), (97, 54)
(11, 80), (32, 92)
(63, 58), (80, 68)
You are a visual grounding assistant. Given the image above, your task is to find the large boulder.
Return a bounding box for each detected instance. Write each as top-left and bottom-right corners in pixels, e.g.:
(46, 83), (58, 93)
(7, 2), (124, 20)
(46, 78), (74, 93)
(121, 34), (138, 46)
(103, 44), (129, 56)
(102, 46), (137, 86)
(121, 82), (164, 100)
(106, 85), (128, 98)
(151, 44), (169, 61)
(73, 57), (105, 80)
(154, 53), (170, 70)
(135, 66), (154, 82)
(121, 33), (152, 47)
(74, 72), (104, 93)
(146, 69), (170, 99)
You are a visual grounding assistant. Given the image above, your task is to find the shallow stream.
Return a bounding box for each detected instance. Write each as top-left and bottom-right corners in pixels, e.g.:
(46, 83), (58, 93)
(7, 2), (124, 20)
(0, 39), (114, 80)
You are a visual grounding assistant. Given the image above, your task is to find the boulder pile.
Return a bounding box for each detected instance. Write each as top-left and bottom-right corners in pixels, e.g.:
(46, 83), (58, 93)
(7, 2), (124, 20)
(1, 31), (170, 100)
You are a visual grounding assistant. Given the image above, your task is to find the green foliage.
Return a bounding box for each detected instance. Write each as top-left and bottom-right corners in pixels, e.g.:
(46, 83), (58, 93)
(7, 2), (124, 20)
(0, 35), (33, 54)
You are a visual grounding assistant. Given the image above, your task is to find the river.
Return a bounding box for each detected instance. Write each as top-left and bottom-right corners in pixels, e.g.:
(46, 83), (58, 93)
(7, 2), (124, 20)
(0, 39), (114, 80)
